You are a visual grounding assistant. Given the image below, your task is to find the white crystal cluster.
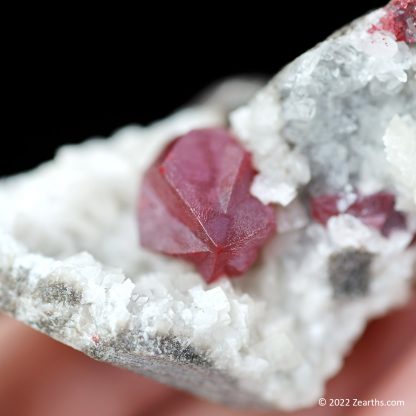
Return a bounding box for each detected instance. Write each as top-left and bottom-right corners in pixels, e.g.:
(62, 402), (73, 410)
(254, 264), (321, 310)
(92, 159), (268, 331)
(383, 114), (416, 208)
(231, 9), (416, 204)
(1, 6), (416, 412)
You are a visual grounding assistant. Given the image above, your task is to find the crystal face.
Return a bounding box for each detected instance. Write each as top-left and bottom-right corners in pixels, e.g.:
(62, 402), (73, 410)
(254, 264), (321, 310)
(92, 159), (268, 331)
(310, 191), (406, 236)
(138, 128), (276, 283)
(373, 0), (416, 43)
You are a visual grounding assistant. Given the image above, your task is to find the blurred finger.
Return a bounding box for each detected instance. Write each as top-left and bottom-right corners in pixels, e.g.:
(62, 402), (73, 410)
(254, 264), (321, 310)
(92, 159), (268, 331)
(325, 292), (416, 401)
(0, 315), (174, 416)
(351, 340), (416, 416)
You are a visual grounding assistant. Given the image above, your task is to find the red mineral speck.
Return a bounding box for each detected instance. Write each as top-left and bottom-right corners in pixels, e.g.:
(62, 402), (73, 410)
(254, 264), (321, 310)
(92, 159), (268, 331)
(370, 0), (416, 43)
(92, 335), (100, 344)
(310, 191), (406, 237)
(310, 194), (342, 225)
(138, 128), (276, 283)
(347, 192), (396, 230)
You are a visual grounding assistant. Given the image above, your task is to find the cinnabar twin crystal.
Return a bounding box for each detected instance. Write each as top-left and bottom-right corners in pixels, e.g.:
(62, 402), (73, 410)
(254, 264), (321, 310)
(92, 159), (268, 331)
(138, 128), (276, 283)
(310, 191), (406, 236)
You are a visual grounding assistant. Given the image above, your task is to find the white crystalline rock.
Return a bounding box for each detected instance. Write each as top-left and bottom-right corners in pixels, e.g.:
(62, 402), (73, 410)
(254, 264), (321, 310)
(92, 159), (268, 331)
(277, 199), (309, 233)
(383, 114), (416, 207)
(1, 10), (416, 413)
(231, 8), (416, 201)
(189, 286), (231, 331)
(327, 214), (414, 254)
(0, 234), (135, 342)
(231, 95), (311, 205)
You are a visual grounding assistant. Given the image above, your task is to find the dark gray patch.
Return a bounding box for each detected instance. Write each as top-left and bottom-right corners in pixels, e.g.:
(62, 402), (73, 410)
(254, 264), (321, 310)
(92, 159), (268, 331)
(37, 281), (82, 306)
(85, 342), (108, 361)
(85, 331), (211, 368)
(84, 331), (267, 408)
(31, 314), (70, 337)
(103, 329), (138, 356)
(328, 249), (374, 297)
(155, 336), (211, 367)
(0, 262), (34, 314)
(0, 273), (15, 314)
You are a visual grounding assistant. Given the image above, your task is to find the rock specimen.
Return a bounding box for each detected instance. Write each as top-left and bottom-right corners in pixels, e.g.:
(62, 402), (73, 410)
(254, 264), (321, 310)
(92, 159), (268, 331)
(0, 1), (415, 410)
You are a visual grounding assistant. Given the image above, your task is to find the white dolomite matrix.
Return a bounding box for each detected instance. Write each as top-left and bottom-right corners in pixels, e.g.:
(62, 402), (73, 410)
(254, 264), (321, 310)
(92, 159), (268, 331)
(231, 9), (416, 205)
(383, 114), (416, 207)
(0, 5), (416, 411)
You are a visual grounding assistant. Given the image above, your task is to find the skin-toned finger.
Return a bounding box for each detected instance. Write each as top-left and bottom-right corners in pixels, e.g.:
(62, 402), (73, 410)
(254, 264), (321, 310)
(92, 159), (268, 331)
(324, 293), (416, 402)
(143, 389), (282, 416)
(147, 384), (337, 416)
(0, 315), (174, 416)
(351, 340), (416, 416)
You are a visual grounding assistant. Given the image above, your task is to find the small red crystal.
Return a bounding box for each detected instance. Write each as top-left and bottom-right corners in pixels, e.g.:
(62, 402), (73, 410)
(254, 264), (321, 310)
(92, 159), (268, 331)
(310, 191), (406, 236)
(310, 194), (341, 225)
(370, 0), (416, 43)
(138, 128), (276, 283)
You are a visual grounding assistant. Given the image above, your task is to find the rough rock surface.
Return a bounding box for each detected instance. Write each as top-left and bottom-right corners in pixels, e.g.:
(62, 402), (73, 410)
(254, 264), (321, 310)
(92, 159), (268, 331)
(0, 4), (415, 411)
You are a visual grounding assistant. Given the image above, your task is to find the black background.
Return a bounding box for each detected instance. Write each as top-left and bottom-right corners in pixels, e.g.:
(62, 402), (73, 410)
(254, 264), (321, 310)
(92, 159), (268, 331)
(4, 1), (383, 177)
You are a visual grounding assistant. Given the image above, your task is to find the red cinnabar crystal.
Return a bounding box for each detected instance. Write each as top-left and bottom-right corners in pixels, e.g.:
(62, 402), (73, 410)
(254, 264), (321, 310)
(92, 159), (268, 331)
(371, 0), (416, 43)
(310, 191), (406, 236)
(138, 128), (276, 283)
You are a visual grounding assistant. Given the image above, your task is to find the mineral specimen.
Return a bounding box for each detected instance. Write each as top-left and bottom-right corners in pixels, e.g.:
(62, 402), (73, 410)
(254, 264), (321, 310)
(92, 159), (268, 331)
(138, 128), (276, 283)
(372, 0), (416, 44)
(0, 1), (415, 412)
